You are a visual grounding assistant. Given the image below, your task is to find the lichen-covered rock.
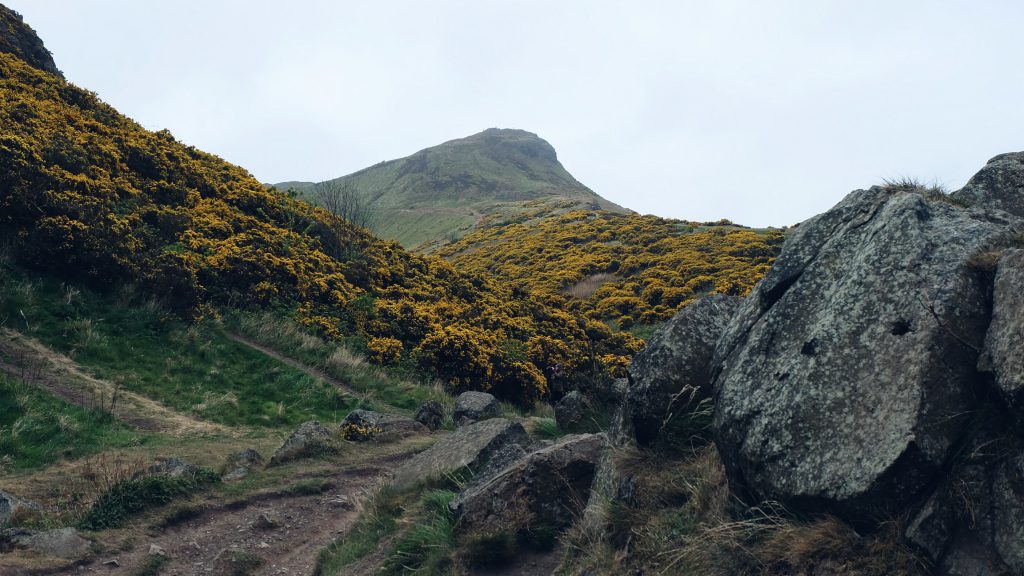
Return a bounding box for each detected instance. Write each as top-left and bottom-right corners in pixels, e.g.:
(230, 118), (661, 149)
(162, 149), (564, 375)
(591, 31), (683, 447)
(554, 391), (588, 433)
(713, 186), (1021, 520)
(953, 152), (1024, 218)
(149, 457), (201, 479)
(454, 391), (500, 426)
(392, 418), (530, 489)
(414, 400), (445, 431)
(269, 421), (334, 465)
(0, 490), (43, 527)
(2, 527), (91, 559)
(222, 448), (263, 482)
(624, 295), (742, 446)
(340, 409), (426, 441)
(450, 433), (607, 536)
(979, 249), (1024, 413)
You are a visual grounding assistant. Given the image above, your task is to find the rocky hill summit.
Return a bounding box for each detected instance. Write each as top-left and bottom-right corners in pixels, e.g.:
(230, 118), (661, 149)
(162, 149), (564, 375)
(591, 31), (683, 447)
(595, 153), (1024, 574)
(0, 5), (60, 77)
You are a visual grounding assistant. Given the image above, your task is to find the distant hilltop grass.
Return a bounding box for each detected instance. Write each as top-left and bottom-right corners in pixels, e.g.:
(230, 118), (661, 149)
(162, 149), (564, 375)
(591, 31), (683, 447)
(274, 128), (630, 250)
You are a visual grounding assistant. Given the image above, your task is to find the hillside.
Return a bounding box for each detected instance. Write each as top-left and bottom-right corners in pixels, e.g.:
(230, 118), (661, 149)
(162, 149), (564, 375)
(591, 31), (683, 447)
(275, 128), (629, 250)
(0, 48), (646, 407)
(438, 207), (784, 337)
(0, 5), (60, 77)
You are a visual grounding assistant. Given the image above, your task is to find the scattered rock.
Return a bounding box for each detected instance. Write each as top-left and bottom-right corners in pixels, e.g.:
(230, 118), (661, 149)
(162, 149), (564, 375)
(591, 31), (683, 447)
(6, 527), (91, 559)
(148, 543), (166, 557)
(0, 490), (43, 527)
(254, 513), (278, 531)
(713, 186), (1021, 521)
(554, 391), (589, 433)
(258, 541), (270, 549)
(269, 421), (334, 465)
(414, 400), (445, 431)
(623, 294), (742, 446)
(103, 559), (120, 567)
(952, 151), (1024, 218)
(392, 418), (530, 489)
(979, 249), (1024, 414)
(150, 457), (201, 479)
(451, 433), (608, 536)
(222, 448), (263, 482)
(454, 391), (500, 426)
(340, 409), (426, 441)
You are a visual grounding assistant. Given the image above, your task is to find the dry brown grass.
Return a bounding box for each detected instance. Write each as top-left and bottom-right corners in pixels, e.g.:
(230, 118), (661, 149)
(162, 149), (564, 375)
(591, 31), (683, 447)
(560, 444), (928, 576)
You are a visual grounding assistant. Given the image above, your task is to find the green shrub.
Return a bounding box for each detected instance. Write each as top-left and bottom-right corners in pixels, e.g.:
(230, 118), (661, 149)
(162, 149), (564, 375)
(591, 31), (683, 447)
(78, 469), (218, 531)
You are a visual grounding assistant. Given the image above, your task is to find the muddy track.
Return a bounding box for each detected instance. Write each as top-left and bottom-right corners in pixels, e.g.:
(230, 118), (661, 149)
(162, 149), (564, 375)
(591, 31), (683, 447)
(0, 328), (228, 436)
(225, 333), (364, 400)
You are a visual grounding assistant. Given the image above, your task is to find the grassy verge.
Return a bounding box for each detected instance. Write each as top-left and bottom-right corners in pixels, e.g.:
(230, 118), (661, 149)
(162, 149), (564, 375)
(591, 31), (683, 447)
(0, 266), (360, 427)
(0, 371), (148, 471)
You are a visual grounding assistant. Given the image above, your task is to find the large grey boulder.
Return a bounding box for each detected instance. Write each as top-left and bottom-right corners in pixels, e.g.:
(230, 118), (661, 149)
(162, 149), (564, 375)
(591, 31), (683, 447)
(392, 418), (530, 489)
(953, 152), (1024, 218)
(554, 391), (589, 433)
(0, 490), (43, 527)
(712, 186), (1021, 520)
(450, 433), (607, 536)
(340, 409), (426, 441)
(979, 249), (1024, 413)
(269, 421), (334, 465)
(454, 391), (500, 426)
(624, 295), (742, 446)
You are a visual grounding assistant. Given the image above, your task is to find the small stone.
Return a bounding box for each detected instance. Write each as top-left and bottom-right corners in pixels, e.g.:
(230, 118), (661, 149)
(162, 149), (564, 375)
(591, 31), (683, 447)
(103, 559), (120, 567)
(149, 544), (166, 557)
(258, 541), (270, 549)
(254, 513), (278, 530)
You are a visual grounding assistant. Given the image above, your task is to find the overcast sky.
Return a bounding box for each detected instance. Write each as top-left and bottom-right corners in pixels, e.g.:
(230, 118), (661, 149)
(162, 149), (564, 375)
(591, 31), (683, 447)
(8, 1), (1023, 227)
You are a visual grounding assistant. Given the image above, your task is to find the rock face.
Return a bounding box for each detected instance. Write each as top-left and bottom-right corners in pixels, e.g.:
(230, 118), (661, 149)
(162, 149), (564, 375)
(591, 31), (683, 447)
(953, 152), (1024, 219)
(624, 295), (742, 446)
(392, 418), (530, 488)
(269, 421), (334, 465)
(340, 409), (426, 441)
(979, 249), (1024, 413)
(0, 6), (61, 77)
(414, 400), (445, 431)
(454, 391), (500, 426)
(713, 186), (1021, 519)
(0, 490), (42, 527)
(451, 433), (607, 536)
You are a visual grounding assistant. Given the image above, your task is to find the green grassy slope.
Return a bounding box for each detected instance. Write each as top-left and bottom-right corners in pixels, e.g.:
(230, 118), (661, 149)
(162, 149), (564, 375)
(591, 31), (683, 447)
(275, 128), (630, 250)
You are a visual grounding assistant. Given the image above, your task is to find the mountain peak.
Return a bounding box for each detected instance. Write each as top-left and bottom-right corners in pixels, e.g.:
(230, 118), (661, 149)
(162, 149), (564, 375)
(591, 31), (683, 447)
(0, 4), (62, 77)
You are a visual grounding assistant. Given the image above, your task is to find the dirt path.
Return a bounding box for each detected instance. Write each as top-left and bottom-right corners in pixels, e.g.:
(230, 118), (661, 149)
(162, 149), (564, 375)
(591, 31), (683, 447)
(0, 328), (229, 436)
(57, 460), (396, 576)
(225, 333), (364, 400)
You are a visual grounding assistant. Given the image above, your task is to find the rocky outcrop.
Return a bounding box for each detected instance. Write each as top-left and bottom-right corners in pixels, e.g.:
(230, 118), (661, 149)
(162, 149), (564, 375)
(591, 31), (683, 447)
(269, 421), (334, 465)
(0, 490), (42, 527)
(623, 295), (742, 446)
(713, 186), (1021, 520)
(0, 5), (61, 77)
(340, 409), (426, 441)
(952, 152), (1024, 218)
(392, 418), (530, 489)
(414, 400), (445, 431)
(454, 391), (500, 426)
(450, 433), (607, 536)
(979, 249), (1024, 413)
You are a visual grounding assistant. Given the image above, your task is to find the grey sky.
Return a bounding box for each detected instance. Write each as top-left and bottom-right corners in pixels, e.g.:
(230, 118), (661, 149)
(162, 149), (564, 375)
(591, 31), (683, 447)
(8, 1), (1023, 227)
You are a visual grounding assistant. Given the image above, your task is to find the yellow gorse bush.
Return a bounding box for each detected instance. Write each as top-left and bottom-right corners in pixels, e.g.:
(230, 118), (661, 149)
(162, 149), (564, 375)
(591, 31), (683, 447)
(0, 52), (647, 406)
(438, 208), (783, 328)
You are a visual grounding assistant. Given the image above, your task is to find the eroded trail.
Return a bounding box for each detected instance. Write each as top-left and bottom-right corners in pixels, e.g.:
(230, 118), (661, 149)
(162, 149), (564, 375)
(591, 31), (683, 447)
(225, 332), (364, 400)
(0, 328), (229, 436)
